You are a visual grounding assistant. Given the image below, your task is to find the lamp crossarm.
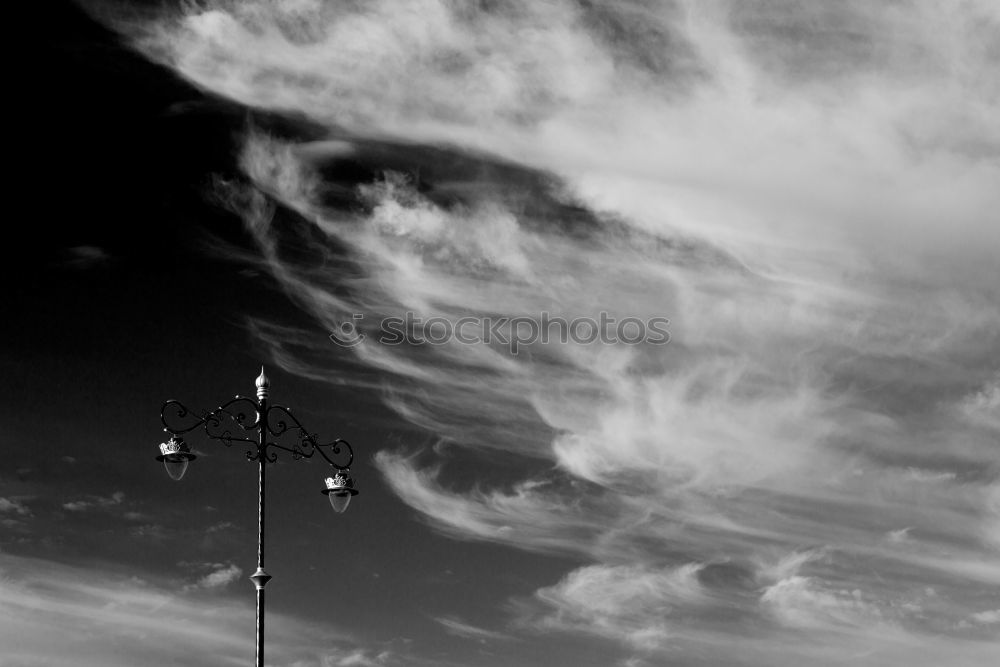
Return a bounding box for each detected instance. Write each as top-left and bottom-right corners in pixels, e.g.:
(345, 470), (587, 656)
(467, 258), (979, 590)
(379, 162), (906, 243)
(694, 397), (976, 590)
(265, 436), (354, 469)
(264, 404), (354, 470)
(160, 398), (354, 470)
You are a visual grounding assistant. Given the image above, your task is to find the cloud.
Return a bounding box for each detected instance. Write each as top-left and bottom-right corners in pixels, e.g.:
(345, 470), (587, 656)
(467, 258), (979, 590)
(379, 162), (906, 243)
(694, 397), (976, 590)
(206, 520), (237, 533)
(433, 616), (514, 643)
(887, 528), (912, 543)
(513, 554), (1000, 664)
(0, 553), (375, 667)
(129, 524), (170, 541)
(110, 0), (1000, 664)
(0, 497), (31, 517)
(63, 245), (111, 269)
(62, 491), (126, 513)
(195, 563), (243, 589)
(62, 501), (90, 512)
(760, 576), (884, 630)
(519, 563), (707, 651)
(375, 451), (613, 557)
(331, 649), (393, 667)
(960, 372), (1000, 430)
(969, 609), (1000, 625)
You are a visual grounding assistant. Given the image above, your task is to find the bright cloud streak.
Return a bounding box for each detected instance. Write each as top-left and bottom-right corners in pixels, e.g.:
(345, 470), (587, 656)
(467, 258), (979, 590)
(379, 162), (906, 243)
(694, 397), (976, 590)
(434, 616), (514, 643)
(195, 563), (244, 589)
(106, 0), (1000, 663)
(0, 552), (371, 667)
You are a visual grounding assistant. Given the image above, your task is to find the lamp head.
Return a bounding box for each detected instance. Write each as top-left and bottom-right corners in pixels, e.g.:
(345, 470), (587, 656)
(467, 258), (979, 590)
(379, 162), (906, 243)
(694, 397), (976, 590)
(156, 436), (196, 481)
(321, 470), (358, 513)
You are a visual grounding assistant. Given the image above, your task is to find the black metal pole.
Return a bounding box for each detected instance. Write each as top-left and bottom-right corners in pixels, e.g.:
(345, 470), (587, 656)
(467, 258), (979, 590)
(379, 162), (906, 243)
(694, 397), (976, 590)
(249, 373), (272, 667)
(255, 450), (266, 667)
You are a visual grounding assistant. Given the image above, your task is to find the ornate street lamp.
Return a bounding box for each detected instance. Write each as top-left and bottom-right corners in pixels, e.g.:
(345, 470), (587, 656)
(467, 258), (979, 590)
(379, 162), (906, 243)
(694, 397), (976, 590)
(157, 367), (357, 667)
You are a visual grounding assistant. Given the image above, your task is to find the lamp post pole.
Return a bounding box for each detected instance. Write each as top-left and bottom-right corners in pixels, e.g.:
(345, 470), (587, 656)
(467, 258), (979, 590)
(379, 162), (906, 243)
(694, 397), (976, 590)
(157, 368), (359, 667)
(251, 373), (270, 667)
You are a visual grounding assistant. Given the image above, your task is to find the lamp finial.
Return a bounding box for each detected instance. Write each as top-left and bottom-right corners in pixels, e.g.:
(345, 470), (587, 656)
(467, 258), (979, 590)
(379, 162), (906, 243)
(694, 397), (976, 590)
(256, 366), (270, 400)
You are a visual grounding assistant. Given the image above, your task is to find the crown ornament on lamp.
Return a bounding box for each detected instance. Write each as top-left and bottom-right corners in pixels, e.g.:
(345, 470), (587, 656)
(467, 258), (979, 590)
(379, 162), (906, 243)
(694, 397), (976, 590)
(321, 470), (359, 513)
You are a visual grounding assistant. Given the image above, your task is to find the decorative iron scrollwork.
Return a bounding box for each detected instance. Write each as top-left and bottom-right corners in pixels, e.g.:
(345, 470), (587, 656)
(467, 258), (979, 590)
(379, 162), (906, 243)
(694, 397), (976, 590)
(161, 397), (261, 447)
(161, 397), (352, 469)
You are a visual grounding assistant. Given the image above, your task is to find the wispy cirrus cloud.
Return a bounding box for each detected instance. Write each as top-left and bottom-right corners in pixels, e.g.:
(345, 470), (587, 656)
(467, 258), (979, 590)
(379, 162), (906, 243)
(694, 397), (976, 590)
(434, 616), (514, 643)
(0, 552), (381, 667)
(969, 609), (1000, 625)
(179, 562), (244, 590)
(107, 0), (1000, 663)
(62, 490), (125, 512)
(62, 245), (111, 269)
(515, 562), (708, 651)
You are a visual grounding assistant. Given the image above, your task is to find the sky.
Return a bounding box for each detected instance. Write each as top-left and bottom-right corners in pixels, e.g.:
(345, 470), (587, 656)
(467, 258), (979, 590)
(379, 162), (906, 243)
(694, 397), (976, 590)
(3, 1), (999, 666)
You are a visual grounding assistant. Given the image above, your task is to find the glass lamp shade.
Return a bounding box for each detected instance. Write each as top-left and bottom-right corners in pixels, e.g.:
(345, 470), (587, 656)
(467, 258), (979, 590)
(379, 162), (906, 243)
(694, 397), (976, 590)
(328, 491), (352, 514)
(163, 456), (190, 481)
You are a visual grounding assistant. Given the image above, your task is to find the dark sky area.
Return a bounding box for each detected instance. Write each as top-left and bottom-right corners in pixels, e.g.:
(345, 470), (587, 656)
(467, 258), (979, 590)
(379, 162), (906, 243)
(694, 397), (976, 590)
(4, 4), (584, 665)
